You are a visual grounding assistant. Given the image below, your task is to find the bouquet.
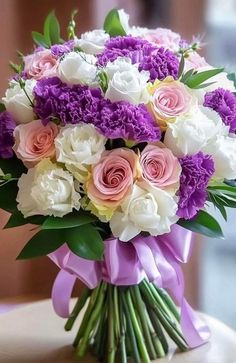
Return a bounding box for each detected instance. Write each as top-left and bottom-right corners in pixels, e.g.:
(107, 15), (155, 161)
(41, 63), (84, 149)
(1, 8), (236, 363)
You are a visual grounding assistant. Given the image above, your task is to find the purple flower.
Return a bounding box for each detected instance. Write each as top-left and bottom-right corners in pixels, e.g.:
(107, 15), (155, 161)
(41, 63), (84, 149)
(139, 47), (179, 82)
(204, 88), (236, 133)
(0, 111), (16, 159)
(51, 40), (75, 57)
(96, 100), (161, 142)
(177, 152), (215, 220)
(33, 77), (103, 125)
(97, 36), (157, 66)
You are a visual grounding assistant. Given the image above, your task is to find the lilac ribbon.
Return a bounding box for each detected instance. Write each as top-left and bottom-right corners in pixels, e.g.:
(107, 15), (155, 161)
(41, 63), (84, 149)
(48, 224), (210, 348)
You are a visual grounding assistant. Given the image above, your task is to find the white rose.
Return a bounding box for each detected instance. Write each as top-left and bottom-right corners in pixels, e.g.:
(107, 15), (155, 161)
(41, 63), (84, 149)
(76, 29), (109, 55)
(105, 57), (150, 104)
(203, 135), (236, 180)
(110, 184), (178, 242)
(58, 51), (98, 85)
(2, 79), (36, 124)
(17, 159), (81, 217)
(164, 106), (228, 157)
(55, 123), (106, 182)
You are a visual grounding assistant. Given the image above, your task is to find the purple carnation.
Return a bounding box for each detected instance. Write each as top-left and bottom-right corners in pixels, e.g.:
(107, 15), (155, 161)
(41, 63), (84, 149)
(33, 77), (103, 125)
(97, 36), (157, 66)
(95, 100), (161, 142)
(177, 152), (215, 220)
(204, 88), (236, 133)
(0, 111), (16, 159)
(139, 47), (179, 82)
(51, 40), (75, 57)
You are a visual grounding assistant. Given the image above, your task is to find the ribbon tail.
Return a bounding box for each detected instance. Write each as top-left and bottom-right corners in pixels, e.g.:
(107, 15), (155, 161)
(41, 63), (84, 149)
(52, 269), (76, 318)
(181, 298), (211, 348)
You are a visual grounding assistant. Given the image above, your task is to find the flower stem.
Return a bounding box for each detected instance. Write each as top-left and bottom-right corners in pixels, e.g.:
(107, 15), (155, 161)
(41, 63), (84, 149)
(108, 285), (116, 363)
(131, 286), (156, 359)
(120, 289), (141, 363)
(155, 286), (180, 322)
(76, 282), (107, 358)
(126, 289), (151, 363)
(148, 308), (168, 356)
(118, 290), (127, 363)
(64, 287), (91, 331)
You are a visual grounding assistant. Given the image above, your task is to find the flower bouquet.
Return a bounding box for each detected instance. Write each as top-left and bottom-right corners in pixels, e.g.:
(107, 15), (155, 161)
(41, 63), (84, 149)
(1, 8), (236, 363)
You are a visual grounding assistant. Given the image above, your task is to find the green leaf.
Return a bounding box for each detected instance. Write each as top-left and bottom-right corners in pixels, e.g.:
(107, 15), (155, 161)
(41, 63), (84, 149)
(67, 224), (104, 260)
(208, 192), (227, 221)
(184, 68), (224, 89)
(0, 103), (6, 113)
(9, 61), (22, 74)
(178, 210), (224, 238)
(103, 9), (126, 37)
(97, 70), (109, 93)
(193, 81), (216, 89)
(180, 68), (194, 83)
(17, 229), (65, 259)
(178, 55), (185, 78)
(42, 212), (97, 230)
(208, 184), (236, 193)
(227, 72), (236, 89)
(44, 11), (61, 45)
(0, 156), (26, 178)
(0, 180), (18, 213)
(4, 211), (46, 229)
(32, 31), (49, 48)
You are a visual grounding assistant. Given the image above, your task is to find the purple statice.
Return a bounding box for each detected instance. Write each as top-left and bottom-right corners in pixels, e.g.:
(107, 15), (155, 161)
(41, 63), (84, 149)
(177, 152), (215, 220)
(97, 36), (157, 66)
(95, 100), (161, 142)
(204, 88), (236, 133)
(139, 47), (179, 82)
(0, 111), (16, 159)
(51, 40), (75, 57)
(33, 77), (103, 125)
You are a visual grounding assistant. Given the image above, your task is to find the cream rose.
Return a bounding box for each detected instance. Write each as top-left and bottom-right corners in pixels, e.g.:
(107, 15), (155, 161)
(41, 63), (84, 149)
(2, 79), (36, 124)
(148, 78), (194, 129)
(55, 123), (106, 182)
(110, 184), (178, 242)
(23, 50), (58, 80)
(58, 51), (98, 85)
(105, 57), (150, 104)
(13, 119), (59, 168)
(76, 29), (109, 55)
(164, 106), (228, 157)
(17, 159), (81, 218)
(139, 143), (181, 194)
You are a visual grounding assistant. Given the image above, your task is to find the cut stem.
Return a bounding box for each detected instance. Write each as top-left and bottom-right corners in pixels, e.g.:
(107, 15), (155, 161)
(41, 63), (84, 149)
(64, 287), (91, 331)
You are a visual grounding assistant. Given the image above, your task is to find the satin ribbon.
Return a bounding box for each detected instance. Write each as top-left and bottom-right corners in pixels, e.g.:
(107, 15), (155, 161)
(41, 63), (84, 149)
(48, 224), (210, 348)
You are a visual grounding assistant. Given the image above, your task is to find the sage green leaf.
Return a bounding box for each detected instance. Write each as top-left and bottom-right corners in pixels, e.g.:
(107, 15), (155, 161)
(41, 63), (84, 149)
(4, 211), (46, 229)
(178, 210), (224, 238)
(103, 9), (126, 37)
(178, 55), (185, 78)
(17, 229), (65, 259)
(32, 31), (49, 48)
(44, 11), (61, 45)
(42, 212), (97, 230)
(180, 68), (194, 83)
(67, 224), (104, 260)
(184, 68), (224, 88)
(0, 180), (18, 213)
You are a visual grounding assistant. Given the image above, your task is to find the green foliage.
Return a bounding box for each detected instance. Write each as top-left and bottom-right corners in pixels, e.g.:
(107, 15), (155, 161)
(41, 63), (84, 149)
(41, 211), (97, 230)
(67, 9), (78, 39)
(208, 184), (236, 218)
(17, 223), (104, 261)
(181, 68), (224, 89)
(66, 224), (104, 260)
(97, 70), (109, 93)
(32, 11), (62, 48)
(0, 156), (26, 178)
(178, 210), (224, 238)
(227, 72), (236, 89)
(0, 180), (18, 213)
(9, 61), (23, 74)
(103, 9), (126, 37)
(178, 55), (185, 78)
(0, 103), (6, 113)
(4, 211), (46, 229)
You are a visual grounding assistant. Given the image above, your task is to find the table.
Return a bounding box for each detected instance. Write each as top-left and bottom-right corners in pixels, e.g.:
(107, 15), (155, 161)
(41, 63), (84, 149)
(0, 299), (236, 363)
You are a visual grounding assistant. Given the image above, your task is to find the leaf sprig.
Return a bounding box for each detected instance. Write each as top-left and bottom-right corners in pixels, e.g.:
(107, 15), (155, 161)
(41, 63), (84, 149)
(32, 11), (62, 48)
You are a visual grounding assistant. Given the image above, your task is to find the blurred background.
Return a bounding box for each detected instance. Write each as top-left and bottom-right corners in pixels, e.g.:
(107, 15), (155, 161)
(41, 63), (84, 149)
(0, 0), (236, 328)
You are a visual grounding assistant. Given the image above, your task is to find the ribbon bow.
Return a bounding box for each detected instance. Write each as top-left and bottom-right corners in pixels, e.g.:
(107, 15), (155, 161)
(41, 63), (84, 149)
(49, 224), (210, 348)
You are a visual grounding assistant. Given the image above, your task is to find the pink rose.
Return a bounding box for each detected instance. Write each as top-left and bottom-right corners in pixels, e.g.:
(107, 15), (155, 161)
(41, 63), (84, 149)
(24, 50), (58, 80)
(144, 28), (181, 52)
(140, 143), (181, 193)
(148, 79), (192, 129)
(87, 148), (140, 208)
(13, 119), (59, 168)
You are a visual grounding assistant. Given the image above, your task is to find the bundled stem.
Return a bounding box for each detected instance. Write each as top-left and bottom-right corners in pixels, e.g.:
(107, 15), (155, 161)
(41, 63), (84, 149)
(65, 280), (189, 362)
